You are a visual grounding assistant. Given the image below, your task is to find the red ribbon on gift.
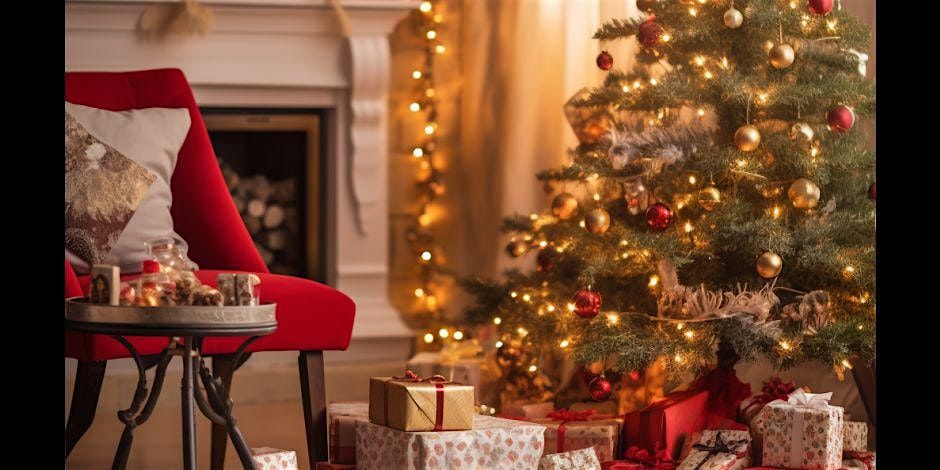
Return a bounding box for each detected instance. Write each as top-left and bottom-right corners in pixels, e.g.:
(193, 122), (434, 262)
(384, 370), (456, 431)
(843, 451), (875, 470)
(544, 408), (614, 453)
(624, 444), (673, 468)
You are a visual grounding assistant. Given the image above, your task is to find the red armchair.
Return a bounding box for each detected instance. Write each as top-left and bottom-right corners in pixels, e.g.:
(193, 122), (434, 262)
(65, 69), (356, 469)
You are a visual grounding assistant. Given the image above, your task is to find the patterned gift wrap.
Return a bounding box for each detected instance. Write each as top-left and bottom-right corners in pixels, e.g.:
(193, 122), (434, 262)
(502, 401), (556, 420)
(328, 402), (369, 464)
(760, 391), (843, 470)
(532, 410), (622, 462)
(677, 430), (751, 470)
(842, 421), (868, 453)
(369, 372), (475, 432)
(315, 462), (356, 469)
(537, 446), (602, 470)
(251, 447), (298, 470)
(355, 414), (546, 470)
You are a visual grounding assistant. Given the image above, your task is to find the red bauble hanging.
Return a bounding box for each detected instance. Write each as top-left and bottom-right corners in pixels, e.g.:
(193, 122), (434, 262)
(536, 249), (555, 272)
(589, 376), (613, 401)
(646, 202), (673, 231)
(573, 290), (602, 319)
(808, 0), (833, 15)
(596, 50), (614, 71)
(637, 18), (664, 48)
(827, 105), (855, 133)
(868, 182), (876, 201)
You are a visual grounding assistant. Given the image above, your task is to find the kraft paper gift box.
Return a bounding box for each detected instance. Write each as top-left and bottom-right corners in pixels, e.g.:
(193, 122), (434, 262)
(328, 401), (369, 464)
(842, 421), (868, 453)
(407, 350), (485, 402)
(532, 409), (623, 463)
(760, 390), (843, 470)
(502, 401), (556, 419)
(355, 414), (546, 470)
(623, 390), (709, 461)
(676, 430), (751, 470)
(251, 447), (298, 470)
(538, 446), (602, 470)
(369, 372), (475, 432)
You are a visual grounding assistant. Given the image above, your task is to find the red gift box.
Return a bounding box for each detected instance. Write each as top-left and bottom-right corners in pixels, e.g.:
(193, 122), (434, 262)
(623, 390), (709, 461)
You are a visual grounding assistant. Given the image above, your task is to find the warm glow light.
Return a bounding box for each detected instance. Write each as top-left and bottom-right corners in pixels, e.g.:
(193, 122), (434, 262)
(424, 124), (436, 135)
(620, 240), (628, 246)
(720, 57), (729, 69)
(622, 85), (631, 93)
(418, 213), (432, 226)
(567, 303), (576, 312)
(827, 19), (838, 32)
(736, 159), (747, 168)
(438, 328), (449, 338)
(453, 330), (464, 340)
(517, 327), (528, 337)
(756, 93), (768, 105)
(810, 144), (820, 157)
(546, 304), (556, 312)
(414, 288), (425, 298)
(648, 275), (659, 287)
(633, 80), (642, 89)
(559, 339), (570, 348)
(434, 13), (443, 23)
(593, 193), (601, 201)
(522, 293), (532, 302)
(435, 44), (446, 54)
(780, 340), (792, 351)
(528, 365), (538, 372)
(412, 70), (423, 79)
(424, 333), (434, 343)
(703, 70), (714, 80)
(677, 202), (685, 210)
(688, 175), (697, 185)
(420, 251), (432, 261)
(694, 56), (706, 66)
(688, 7), (698, 16)
(841, 359), (853, 369)
(579, 220), (586, 228)
(419, 1), (432, 13)
(495, 340), (503, 348)
(844, 266), (856, 275)
(697, 108), (706, 117)
(677, 323), (684, 330)
(606, 313), (620, 325)
(426, 295), (437, 310)
(539, 241), (548, 248)
(684, 222), (693, 233)
(426, 30), (437, 40)
(530, 213), (539, 220)
(674, 354), (683, 364)
(684, 330), (694, 339)
(772, 206), (782, 219)
(621, 252), (629, 259)
(650, 78), (659, 86)
(510, 291), (518, 298)
(412, 147), (424, 157)
(789, 0), (797, 8)
(493, 317), (502, 325)
(409, 102), (421, 112)
(661, 33), (671, 42)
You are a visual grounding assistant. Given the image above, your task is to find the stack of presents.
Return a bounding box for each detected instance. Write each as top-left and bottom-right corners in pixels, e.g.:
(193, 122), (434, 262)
(310, 351), (874, 470)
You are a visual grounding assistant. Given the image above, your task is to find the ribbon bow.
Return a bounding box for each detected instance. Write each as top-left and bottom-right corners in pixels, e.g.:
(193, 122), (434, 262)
(690, 432), (749, 470)
(760, 377), (797, 403)
(786, 389), (832, 409)
(546, 409), (596, 423)
(394, 370), (421, 381)
(386, 371), (457, 431)
(624, 444), (671, 468)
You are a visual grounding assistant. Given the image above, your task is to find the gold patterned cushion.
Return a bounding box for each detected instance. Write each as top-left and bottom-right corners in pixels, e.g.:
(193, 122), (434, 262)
(65, 111), (156, 266)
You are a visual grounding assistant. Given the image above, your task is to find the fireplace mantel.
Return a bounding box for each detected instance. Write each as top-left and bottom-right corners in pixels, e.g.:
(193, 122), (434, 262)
(66, 0), (417, 353)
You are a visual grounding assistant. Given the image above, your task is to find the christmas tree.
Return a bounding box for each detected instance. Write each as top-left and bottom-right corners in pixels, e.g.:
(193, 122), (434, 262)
(463, 0), (875, 401)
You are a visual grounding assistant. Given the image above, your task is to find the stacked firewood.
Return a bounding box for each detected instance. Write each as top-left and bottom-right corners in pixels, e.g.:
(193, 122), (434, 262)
(219, 160), (301, 276)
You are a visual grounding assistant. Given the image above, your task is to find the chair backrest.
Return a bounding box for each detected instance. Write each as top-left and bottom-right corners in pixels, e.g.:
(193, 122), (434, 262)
(65, 69), (267, 273)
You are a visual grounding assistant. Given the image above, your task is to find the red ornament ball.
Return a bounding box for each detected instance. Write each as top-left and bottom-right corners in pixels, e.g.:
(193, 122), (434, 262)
(596, 50), (614, 71)
(808, 0), (833, 15)
(646, 202), (673, 231)
(589, 376), (613, 401)
(637, 20), (664, 48)
(573, 290), (602, 319)
(827, 105), (855, 133)
(536, 249), (555, 272)
(868, 182), (875, 201)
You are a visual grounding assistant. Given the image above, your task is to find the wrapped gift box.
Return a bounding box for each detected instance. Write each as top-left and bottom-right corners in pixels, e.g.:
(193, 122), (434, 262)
(842, 421), (868, 453)
(503, 401), (556, 419)
(760, 390), (843, 470)
(251, 447), (298, 470)
(533, 410), (622, 462)
(328, 401), (369, 464)
(842, 451), (875, 470)
(315, 463), (356, 470)
(369, 372), (474, 431)
(677, 430), (750, 470)
(569, 400), (618, 417)
(623, 390), (709, 461)
(356, 414), (546, 469)
(538, 446), (602, 470)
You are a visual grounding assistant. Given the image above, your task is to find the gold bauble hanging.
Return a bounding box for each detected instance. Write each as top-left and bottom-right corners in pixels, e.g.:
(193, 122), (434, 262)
(584, 208), (611, 234)
(769, 44), (795, 69)
(788, 122), (815, 142)
(756, 251), (783, 279)
(505, 240), (529, 258)
(788, 178), (821, 209)
(698, 186), (721, 211)
(551, 192), (579, 220)
(723, 8), (743, 28)
(734, 124), (761, 152)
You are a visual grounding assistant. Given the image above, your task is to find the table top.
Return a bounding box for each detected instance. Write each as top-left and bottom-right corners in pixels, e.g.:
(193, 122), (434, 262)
(65, 297), (277, 337)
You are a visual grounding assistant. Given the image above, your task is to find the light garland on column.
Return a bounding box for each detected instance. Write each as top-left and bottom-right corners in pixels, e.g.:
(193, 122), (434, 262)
(407, 0), (462, 348)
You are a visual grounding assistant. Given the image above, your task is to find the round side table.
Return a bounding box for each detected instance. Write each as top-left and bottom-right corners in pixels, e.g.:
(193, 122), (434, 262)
(65, 298), (277, 470)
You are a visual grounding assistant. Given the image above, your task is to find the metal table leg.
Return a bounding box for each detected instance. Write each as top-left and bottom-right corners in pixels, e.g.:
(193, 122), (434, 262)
(181, 337), (197, 470)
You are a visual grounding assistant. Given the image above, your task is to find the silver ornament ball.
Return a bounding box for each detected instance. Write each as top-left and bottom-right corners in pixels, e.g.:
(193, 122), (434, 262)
(723, 8), (743, 28)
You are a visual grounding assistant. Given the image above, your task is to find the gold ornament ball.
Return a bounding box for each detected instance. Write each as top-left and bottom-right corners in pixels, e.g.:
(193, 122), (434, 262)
(756, 251), (783, 279)
(584, 208), (611, 234)
(734, 124), (761, 152)
(788, 122), (815, 142)
(551, 192), (579, 220)
(788, 178), (821, 209)
(769, 44), (795, 69)
(723, 8), (743, 28)
(698, 186), (721, 211)
(506, 240), (529, 258)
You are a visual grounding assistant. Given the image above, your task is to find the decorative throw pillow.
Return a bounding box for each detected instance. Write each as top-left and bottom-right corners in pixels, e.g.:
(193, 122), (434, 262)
(65, 111), (155, 266)
(65, 102), (193, 274)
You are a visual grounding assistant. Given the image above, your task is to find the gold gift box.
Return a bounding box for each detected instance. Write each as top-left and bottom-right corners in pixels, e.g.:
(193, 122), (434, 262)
(369, 376), (475, 432)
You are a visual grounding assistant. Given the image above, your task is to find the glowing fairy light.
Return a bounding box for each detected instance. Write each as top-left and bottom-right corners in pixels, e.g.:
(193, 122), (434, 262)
(453, 330), (464, 340)
(419, 1), (432, 13)
(438, 328), (449, 338)
(493, 317), (502, 325)
(414, 288), (425, 298)
(424, 333), (434, 343)
(412, 70), (423, 79)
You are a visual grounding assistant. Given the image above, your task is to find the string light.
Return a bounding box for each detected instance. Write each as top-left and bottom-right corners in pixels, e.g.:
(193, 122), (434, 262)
(676, 323), (684, 330)
(414, 288), (425, 297)
(522, 293), (532, 302)
(779, 340), (792, 351)
(674, 354), (684, 364)
(684, 222), (693, 233)
(424, 333), (434, 343)
(771, 206), (782, 219)
(546, 304), (556, 312)
(517, 327), (529, 337)
(606, 313), (620, 325)
(684, 330), (694, 339)
(827, 19), (838, 32)
(426, 30), (437, 39)
(412, 70), (423, 79)
(649, 274), (660, 287)
(510, 291), (518, 298)
(559, 339), (570, 348)
(567, 303), (576, 312)
(453, 330), (464, 340)
(703, 70), (714, 80)
(419, 1), (432, 12)
(495, 340), (503, 348)
(420, 251), (432, 261)
(650, 78), (659, 86)
(438, 328), (449, 338)
(661, 33), (672, 42)
(412, 147), (424, 157)
(493, 317), (502, 325)
(528, 365), (538, 372)
(409, 102), (421, 112)
(697, 108), (706, 117)
(435, 44), (446, 54)
(840, 358), (853, 369)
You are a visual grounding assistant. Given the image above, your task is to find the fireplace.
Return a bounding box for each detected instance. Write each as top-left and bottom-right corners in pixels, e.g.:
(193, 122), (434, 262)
(203, 109), (326, 281)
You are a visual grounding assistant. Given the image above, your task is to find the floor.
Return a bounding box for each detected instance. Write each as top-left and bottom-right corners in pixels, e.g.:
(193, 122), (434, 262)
(66, 358), (404, 469)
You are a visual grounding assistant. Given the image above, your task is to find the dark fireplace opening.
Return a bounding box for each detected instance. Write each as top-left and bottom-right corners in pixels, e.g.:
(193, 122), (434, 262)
(202, 108), (326, 282)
